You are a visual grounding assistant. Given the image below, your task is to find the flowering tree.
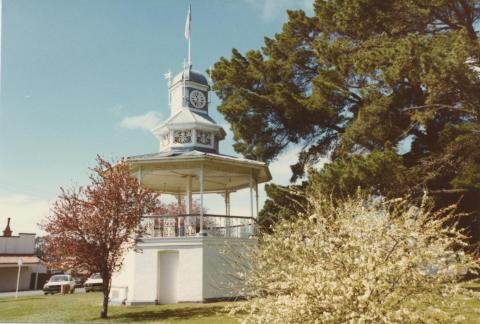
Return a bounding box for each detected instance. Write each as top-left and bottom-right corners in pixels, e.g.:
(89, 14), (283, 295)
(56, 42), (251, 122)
(42, 156), (159, 318)
(233, 193), (480, 323)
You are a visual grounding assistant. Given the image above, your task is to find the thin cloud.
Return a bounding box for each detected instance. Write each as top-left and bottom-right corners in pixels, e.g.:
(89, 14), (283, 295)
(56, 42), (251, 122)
(120, 111), (162, 131)
(110, 104), (125, 117)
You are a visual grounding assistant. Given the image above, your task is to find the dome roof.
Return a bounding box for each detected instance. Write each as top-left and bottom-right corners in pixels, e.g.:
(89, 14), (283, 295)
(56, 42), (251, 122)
(172, 68), (209, 86)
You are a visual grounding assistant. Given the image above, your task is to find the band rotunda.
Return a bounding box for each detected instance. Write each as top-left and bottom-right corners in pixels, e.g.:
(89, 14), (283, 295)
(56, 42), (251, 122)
(109, 62), (271, 304)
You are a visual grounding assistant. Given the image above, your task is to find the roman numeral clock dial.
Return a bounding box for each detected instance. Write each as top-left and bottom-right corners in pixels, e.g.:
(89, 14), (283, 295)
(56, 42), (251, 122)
(189, 90), (206, 109)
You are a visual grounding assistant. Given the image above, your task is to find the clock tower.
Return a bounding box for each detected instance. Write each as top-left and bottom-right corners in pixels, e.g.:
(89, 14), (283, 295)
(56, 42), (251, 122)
(152, 66), (226, 153)
(168, 67), (210, 115)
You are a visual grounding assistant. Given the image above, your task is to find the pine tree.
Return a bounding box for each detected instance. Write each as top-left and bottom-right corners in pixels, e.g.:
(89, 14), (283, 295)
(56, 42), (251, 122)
(211, 0), (480, 243)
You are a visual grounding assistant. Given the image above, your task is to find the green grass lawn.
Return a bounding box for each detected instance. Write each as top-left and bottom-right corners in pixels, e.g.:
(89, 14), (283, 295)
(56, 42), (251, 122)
(1, 288), (480, 323)
(0, 292), (239, 323)
(415, 292), (480, 323)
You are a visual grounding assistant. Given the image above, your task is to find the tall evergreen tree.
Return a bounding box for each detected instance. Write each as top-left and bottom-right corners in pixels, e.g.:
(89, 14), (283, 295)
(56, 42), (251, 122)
(211, 1), (480, 240)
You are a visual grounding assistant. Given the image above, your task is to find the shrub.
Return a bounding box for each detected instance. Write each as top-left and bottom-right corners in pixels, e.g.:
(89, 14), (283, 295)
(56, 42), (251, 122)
(234, 194), (479, 323)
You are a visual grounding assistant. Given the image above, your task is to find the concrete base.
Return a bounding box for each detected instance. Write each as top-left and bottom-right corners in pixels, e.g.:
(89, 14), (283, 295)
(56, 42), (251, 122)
(110, 236), (254, 305)
(125, 301), (157, 306)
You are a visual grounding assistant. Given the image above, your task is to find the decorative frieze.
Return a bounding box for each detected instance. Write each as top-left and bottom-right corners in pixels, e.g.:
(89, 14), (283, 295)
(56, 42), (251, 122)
(173, 129), (192, 144)
(196, 130), (212, 145)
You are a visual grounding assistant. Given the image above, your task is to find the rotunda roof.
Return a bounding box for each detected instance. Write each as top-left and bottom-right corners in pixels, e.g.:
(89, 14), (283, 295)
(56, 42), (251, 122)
(172, 68), (209, 86)
(126, 150), (272, 193)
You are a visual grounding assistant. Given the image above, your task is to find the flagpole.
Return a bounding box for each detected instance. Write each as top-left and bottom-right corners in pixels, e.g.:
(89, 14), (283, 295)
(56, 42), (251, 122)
(185, 4), (191, 68)
(188, 31), (191, 68)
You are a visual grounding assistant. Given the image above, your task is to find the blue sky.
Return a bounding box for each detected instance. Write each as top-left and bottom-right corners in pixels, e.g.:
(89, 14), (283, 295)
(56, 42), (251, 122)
(0, 0), (315, 234)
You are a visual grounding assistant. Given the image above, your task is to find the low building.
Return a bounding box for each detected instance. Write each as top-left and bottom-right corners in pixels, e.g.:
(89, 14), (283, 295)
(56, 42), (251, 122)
(0, 218), (48, 292)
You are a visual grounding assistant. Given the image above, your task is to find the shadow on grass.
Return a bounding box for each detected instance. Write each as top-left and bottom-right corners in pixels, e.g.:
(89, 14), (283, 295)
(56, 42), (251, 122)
(106, 306), (227, 322)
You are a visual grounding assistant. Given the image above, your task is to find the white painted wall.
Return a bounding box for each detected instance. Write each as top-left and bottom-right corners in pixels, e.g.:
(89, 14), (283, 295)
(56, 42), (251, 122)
(0, 234), (35, 254)
(110, 249), (135, 304)
(130, 248), (159, 304)
(110, 237), (254, 305)
(177, 246), (203, 302)
(203, 237), (254, 300)
(171, 84), (183, 115)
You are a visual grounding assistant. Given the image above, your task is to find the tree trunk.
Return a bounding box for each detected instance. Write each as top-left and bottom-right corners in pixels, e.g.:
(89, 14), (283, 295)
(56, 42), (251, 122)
(100, 274), (110, 318)
(101, 290), (109, 318)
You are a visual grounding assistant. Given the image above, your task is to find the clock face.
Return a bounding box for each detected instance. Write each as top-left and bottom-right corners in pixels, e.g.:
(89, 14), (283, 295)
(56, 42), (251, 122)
(189, 90), (207, 109)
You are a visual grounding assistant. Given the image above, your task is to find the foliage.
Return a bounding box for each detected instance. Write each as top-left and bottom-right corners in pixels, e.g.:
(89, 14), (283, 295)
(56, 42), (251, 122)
(211, 0), (480, 240)
(258, 182), (307, 232)
(310, 146), (408, 197)
(42, 156), (159, 318)
(233, 193), (480, 323)
(34, 236), (48, 260)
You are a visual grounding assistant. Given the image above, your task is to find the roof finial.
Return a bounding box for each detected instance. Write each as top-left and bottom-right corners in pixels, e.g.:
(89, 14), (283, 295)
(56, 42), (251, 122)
(3, 217), (12, 237)
(208, 65), (214, 88)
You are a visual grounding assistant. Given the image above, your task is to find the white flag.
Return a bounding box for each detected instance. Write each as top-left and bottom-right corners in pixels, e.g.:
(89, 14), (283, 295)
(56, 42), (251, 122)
(184, 4), (191, 40)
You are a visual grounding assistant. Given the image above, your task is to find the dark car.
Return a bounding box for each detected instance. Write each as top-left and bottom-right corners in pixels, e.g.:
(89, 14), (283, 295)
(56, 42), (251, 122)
(73, 276), (85, 289)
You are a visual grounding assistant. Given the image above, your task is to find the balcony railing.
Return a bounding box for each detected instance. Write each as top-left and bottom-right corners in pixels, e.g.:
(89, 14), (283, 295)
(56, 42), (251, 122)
(141, 214), (256, 239)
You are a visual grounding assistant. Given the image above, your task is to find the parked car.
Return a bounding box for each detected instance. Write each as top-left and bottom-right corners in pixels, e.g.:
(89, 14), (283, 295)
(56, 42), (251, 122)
(84, 273), (103, 292)
(43, 274), (76, 295)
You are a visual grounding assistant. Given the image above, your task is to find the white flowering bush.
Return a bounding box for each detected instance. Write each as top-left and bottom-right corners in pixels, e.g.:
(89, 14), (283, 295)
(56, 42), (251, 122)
(234, 194), (479, 323)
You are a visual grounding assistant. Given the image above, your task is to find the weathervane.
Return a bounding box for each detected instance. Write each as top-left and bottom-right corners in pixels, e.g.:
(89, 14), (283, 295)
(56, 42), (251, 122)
(164, 70), (172, 85)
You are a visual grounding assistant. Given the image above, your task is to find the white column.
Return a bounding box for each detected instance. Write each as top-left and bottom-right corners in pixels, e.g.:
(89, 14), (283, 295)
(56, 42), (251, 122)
(225, 191), (231, 216)
(176, 193), (182, 236)
(185, 175), (193, 236)
(255, 180), (259, 220)
(137, 167), (147, 235)
(224, 191), (231, 237)
(192, 128), (197, 146)
(249, 170), (254, 238)
(186, 175), (192, 214)
(199, 165), (205, 235)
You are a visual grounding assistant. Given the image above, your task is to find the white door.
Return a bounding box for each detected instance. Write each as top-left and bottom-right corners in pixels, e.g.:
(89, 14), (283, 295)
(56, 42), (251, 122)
(157, 251), (179, 304)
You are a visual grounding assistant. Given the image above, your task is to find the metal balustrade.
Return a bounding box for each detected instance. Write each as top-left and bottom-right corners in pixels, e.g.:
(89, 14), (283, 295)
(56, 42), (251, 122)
(140, 214), (256, 238)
